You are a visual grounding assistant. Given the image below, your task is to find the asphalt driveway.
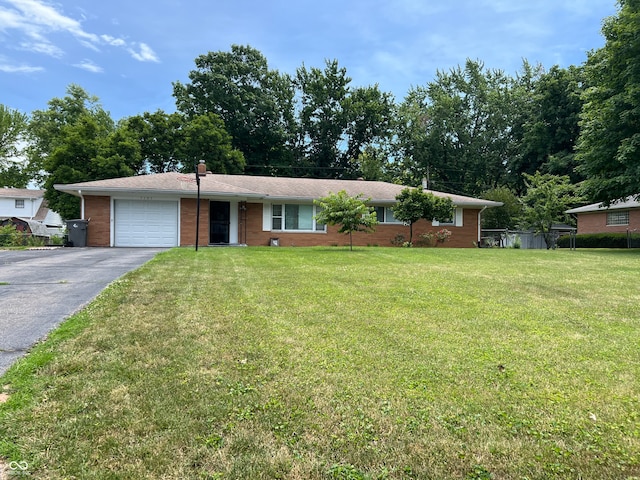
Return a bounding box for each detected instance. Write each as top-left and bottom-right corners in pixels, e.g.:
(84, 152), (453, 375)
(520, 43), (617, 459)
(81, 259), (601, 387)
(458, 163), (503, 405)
(0, 247), (166, 376)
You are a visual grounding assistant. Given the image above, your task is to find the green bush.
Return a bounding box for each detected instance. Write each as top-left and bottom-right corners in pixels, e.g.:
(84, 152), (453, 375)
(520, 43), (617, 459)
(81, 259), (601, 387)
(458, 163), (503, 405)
(27, 235), (45, 247)
(50, 235), (64, 246)
(557, 232), (632, 248)
(0, 224), (19, 246)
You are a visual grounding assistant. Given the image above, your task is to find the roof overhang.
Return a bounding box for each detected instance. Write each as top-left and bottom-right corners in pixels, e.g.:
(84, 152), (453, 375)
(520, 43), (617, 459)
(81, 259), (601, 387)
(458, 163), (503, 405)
(53, 174), (504, 208)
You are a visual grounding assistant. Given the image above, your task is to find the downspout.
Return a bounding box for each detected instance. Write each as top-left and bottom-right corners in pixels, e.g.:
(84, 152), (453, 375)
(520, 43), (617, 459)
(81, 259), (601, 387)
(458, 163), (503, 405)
(78, 190), (85, 219)
(478, 206), (487, 246)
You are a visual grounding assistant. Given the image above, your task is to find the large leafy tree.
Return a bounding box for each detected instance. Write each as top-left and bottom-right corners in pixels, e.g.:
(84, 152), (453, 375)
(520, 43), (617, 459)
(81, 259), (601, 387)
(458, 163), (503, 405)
(577, 0), (640, 203)
(314, 190), (378, 250)
(393, 188), (454, 244)
(480, 186), (522, 229)
(181, 112), (245, 174)
(395, 60), (517, 196)
(123, 110), (245, 174)
(29, 85), (141, 219)
(520, 172), (578, 249)
(173, 45), (295, 175)
(508, 66), (585, 193)
(294, 60), (348, 177)
(295, 60), (395, 178)
(0, 104), (31, 187)
(123, 110), (185, 173)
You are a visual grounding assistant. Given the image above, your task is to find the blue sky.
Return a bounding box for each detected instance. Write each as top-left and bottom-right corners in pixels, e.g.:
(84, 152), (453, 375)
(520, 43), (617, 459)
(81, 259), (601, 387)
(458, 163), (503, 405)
(0, 0), (618, 121)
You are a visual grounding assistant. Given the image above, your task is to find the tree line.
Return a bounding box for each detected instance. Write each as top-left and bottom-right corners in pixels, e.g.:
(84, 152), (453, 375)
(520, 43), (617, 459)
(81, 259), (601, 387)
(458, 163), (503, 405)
(1, 0), (638, 224)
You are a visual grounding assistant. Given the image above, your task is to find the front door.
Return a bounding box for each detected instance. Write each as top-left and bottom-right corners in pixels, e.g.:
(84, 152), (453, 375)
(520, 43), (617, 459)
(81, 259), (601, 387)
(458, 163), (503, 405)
(209, 201), (230, 244)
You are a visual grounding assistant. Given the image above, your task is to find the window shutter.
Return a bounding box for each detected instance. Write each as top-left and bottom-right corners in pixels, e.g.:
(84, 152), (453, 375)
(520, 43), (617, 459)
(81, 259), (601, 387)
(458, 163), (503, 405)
(262, 203), (271, 231)
(455, 207), (463, 227)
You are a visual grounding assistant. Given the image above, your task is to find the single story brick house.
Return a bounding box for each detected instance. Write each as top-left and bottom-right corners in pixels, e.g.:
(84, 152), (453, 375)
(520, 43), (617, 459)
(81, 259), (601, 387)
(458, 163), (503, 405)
(566, 196), (640, 234)
(54, 173), (501, 248)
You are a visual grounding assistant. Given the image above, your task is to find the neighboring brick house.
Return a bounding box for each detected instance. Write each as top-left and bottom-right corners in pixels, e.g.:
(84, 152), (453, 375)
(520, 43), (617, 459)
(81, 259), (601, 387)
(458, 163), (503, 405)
(566, 196), (640, 234)
(54, 173), (501, 248)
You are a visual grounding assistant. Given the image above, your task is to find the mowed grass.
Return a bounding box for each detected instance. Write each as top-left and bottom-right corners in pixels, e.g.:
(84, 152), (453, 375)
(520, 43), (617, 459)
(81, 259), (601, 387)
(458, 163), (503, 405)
(1, 247), (639, 479)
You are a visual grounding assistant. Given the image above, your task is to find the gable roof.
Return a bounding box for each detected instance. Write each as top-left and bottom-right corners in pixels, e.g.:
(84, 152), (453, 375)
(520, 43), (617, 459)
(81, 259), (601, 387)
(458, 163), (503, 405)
(566, 196), (640, 214)
(54, 173), (502, 208)
(0, 188), (44, 199)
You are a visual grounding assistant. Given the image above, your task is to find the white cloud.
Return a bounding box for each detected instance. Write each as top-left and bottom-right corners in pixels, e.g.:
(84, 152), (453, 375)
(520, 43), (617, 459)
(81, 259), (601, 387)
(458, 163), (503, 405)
(20, 40), (64, 57)
(0, 61), (43, 73)
(101, 34), (126, 47)
(73, 59), (103, 73)
(0, 4), (26, 29)
(0, 0), (159, 67)
(5, 0), (99, 43)
(128, 42), (159, 63)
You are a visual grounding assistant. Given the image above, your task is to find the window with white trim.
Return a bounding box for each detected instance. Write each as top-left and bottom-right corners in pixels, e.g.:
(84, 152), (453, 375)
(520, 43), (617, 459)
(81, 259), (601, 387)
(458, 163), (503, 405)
(607, 211), (629, 226)
(438, 208), (455, 225)
(15, 199), (24, 208)
(431, 207), (463, 227)
(272, 204), (326, 232)
(374, 206), (402, 223)
(432, 206), (456, 226)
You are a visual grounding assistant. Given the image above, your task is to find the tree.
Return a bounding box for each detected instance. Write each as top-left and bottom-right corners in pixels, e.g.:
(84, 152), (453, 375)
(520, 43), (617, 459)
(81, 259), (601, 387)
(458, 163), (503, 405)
(520, 172), (578, 249)
(508, 65), (585, 193)
(392, 188), (425, 244)
(338, 84), (395, 178)
(314, 190), (378, 250)
(480, 186), (522, 229)
(394, 60), (517, 196)
(173, 45), (295, 175)
(123, 110), (245, 174)
(0, 105), (30, 187)
(181, 112), (245, 174)
(294, 60), (350, 177)
(294, 60), (395, 178)
(577, 0), (640, 204)
(123, 110), (186, 173)
(392, 188), (454, 244)
(28, 85), (141, 219)
(27, 85), (117, 185)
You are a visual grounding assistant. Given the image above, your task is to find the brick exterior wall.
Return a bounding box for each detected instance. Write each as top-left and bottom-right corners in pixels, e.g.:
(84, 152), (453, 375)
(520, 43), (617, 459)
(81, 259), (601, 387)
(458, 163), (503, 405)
(180, 198), (210, 246)
(81, 196), (484, 248)
(243, 202), (481, 248)
(577, 209), (640, 234)
(84, 196), (111, 247)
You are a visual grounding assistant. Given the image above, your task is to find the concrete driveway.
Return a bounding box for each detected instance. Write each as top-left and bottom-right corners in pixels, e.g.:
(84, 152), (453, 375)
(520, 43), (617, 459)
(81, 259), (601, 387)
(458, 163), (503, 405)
(0, 247), (166, 376)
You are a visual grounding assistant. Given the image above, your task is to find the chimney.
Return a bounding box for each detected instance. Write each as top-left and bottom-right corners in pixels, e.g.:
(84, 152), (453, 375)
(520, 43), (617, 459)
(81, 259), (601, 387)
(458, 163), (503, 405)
(197, 160), (207, 177)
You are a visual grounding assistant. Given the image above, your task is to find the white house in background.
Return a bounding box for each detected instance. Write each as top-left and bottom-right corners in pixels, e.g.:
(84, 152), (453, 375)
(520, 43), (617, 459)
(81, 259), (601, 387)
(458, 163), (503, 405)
(0, 188), (64, 238)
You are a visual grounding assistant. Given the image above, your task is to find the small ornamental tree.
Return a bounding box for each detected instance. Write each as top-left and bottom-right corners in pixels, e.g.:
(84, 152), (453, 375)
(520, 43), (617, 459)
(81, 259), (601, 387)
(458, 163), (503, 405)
(393, 188), (454, 244)
(520, 172), (578, 249)
(314, 190), (378, 250)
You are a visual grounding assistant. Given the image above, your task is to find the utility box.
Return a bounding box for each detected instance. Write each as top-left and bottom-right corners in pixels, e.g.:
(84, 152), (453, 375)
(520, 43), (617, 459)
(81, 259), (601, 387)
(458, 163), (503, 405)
(66, 219), (88, 247)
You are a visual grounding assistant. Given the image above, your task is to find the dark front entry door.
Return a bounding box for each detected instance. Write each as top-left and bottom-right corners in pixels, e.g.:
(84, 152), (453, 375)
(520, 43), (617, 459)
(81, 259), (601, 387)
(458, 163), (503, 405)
(209, 201), (230, 244)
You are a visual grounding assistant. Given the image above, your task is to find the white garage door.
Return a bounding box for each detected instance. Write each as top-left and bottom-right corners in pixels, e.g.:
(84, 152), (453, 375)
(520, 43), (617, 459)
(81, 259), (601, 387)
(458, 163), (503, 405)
(114, 200), (178, 247)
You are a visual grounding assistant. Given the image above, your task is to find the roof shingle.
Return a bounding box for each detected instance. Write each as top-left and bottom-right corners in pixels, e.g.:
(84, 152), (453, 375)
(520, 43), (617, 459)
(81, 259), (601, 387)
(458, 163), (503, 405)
(55, 173), (501, 207)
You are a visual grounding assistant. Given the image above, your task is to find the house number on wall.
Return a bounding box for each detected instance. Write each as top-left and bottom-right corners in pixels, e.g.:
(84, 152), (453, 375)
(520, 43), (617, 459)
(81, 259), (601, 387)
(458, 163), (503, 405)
(140, 196), (153, 201)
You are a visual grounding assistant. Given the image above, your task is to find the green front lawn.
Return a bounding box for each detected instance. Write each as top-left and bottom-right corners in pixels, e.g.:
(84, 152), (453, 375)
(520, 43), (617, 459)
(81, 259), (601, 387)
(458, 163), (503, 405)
(1, 247), (639, 479)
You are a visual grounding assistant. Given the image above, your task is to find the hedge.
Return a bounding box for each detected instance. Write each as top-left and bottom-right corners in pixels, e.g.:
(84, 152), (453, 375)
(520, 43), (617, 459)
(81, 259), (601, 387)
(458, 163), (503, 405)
(557, 232), (637, 248)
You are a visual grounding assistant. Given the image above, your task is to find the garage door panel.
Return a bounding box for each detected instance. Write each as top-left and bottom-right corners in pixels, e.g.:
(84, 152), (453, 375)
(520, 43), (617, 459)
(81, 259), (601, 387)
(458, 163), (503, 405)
(114, 200), (178, 247)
